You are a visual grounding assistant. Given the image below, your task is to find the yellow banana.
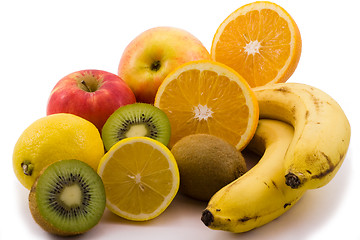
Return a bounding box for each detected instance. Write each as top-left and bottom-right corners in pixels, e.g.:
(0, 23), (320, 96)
(201, 119), (306, 233)
(253, 83), (351, 190)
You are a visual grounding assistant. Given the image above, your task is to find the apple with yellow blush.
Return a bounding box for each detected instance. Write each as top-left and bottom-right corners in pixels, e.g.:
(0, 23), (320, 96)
(118, 27), (210, 104)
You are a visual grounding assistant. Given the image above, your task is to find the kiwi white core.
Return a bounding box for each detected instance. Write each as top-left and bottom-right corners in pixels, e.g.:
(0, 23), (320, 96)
(60, 184), (82, 206)
(125, 124), (148, 138)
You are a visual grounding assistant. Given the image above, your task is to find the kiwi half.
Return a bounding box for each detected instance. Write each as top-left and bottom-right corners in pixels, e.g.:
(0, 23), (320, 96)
(29, 159), (106, 236)
(102, 103), (171, 151)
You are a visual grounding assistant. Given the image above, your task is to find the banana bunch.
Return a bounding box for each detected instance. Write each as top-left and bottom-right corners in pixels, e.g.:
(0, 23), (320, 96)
(254, 83), (351, 190)
(201, 83), (351, 233)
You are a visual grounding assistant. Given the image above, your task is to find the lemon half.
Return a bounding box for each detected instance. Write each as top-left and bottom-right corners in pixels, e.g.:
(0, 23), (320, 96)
(97, 137), (179, 221)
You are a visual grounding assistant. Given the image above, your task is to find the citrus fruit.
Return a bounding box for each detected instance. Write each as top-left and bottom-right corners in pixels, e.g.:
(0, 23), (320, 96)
(13, 113), (104, 190)
(154, 60), (259, 150)
(97, 137), (179, 221)
(211, 1), (302, 87)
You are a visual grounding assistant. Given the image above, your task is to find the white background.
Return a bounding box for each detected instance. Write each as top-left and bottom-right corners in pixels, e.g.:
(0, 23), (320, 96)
(1, 0), (359, 239)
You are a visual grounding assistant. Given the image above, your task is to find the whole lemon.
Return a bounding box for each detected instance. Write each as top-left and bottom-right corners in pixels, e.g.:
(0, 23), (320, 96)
(13, 113), (104, 189)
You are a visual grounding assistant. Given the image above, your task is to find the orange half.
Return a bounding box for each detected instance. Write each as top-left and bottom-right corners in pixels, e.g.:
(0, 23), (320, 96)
(211, 1), (302, 87)
(154, 60), (259, 150)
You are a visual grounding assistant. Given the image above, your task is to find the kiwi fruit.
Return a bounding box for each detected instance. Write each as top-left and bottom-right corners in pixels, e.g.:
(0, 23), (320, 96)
(29, 159), (106, 236)
(102, 103), (171, 151)
(171, 134), (247, 201)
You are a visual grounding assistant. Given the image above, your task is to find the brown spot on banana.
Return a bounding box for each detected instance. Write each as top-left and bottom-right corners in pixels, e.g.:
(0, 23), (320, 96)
(299, 88), (322, 112)
(321, 151), (333, 166)
(272, 180), (278, 189)
(283, 203), (291, 208)
(274, 86), (292, 94)
(310, 152), (335, 180)
(238, 216), (257, 222)
(239, 216), (251, 222)
(310, 94), (322, 111)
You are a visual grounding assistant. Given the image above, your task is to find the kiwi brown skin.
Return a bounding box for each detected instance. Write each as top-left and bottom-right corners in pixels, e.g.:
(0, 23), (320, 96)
(171, 134), (247, 201)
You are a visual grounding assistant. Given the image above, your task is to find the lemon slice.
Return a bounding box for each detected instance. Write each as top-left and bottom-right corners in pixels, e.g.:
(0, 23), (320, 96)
(97, 137), (179, 221)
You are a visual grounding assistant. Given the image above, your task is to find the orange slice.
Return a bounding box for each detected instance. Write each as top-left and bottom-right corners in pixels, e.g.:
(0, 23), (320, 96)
(154, 60), (259, 150)
(97, 137), (179, 221)
(211, 1), (302, 87)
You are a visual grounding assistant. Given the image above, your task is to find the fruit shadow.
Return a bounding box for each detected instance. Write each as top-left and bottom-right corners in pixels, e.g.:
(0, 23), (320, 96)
(97, 151), (261, 232)
(206, 147), (353, 240)
(100, 192), (208, 228)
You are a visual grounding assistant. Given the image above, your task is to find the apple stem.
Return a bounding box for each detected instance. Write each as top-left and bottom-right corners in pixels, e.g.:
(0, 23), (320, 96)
(81, 80), (92, 92)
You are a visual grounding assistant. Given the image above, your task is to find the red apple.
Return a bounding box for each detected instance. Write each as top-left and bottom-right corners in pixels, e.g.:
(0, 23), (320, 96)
(47, 69), (136, 131)
(118, 27), (210, 104)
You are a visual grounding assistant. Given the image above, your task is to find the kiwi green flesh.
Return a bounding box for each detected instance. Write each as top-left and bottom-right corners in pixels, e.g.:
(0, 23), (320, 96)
(29, 160), (106, 236)
(102, 103), (171, 151)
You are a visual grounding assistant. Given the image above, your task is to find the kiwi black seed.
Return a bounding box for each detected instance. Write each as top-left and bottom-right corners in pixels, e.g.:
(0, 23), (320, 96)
(28, 159), (106, 236)
(102, 103), (171, 151)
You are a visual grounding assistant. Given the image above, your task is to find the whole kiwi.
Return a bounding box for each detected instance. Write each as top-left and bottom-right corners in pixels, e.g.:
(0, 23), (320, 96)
(171, 134), (247, 201)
